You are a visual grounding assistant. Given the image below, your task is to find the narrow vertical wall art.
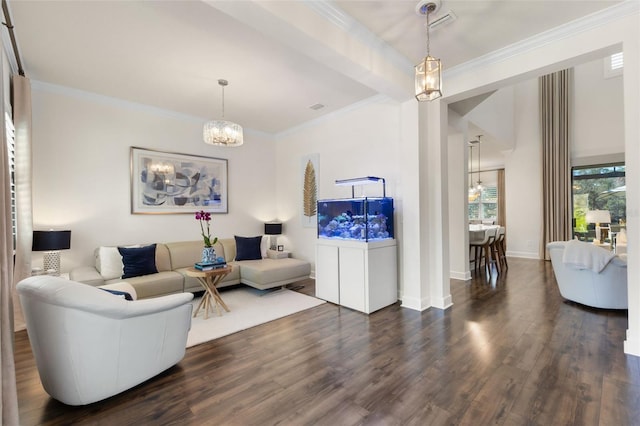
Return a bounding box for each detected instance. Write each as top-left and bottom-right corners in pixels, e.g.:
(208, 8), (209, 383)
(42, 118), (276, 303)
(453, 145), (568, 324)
(301, 154), (319, 228)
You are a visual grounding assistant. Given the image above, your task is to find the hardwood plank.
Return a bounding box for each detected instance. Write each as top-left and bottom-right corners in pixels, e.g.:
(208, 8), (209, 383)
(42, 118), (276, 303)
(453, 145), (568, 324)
(599, 376), (640, 425)
(458, 364), (529, 425)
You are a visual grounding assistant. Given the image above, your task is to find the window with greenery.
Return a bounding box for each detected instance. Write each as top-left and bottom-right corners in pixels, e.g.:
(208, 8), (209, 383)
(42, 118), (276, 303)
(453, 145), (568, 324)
(469, 185), (498, 222)
(572, 163), (625, 241)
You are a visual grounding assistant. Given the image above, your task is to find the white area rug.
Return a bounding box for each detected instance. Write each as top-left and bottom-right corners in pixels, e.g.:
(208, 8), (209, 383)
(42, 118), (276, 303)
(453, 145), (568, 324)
(186, 287), (325, 348)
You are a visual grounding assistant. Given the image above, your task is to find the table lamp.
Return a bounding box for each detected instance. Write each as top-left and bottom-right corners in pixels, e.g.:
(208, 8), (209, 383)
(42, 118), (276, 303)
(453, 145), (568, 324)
(585, 210), (611, 244)
(264, 222), (282, 250)
(32, 230), (71, 276)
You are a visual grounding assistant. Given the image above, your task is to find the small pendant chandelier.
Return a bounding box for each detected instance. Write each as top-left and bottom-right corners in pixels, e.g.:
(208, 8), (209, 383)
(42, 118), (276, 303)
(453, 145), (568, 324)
(474, 135), (483, 191)
(203, 79), (244, 147)
(415, 1), (442, 102)
(468, 143), (477, 196)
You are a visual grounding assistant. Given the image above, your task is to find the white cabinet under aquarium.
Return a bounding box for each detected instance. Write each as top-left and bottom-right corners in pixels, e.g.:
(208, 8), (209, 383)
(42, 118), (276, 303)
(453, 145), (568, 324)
(315, 196), (397, 314)
(316, 239), (397, 314)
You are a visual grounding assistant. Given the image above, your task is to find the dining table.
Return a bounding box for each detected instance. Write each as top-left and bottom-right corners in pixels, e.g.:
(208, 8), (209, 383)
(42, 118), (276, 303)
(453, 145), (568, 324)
(469, 224), (500, 242)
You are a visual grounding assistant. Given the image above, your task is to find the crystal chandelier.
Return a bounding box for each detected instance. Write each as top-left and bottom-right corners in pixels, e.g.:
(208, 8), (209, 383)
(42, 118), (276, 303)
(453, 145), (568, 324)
(415, 1), (442, 102)
(203, 79), (244, 147)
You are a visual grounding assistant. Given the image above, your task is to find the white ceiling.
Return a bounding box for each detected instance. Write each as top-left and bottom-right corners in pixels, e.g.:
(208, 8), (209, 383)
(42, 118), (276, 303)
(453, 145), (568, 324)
(8, 0), (623, 139)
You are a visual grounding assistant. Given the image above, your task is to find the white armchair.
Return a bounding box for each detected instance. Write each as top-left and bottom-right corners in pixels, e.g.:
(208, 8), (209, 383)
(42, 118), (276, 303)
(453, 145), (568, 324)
(547, 241), (627, 309)
(17, 275), (194, 406)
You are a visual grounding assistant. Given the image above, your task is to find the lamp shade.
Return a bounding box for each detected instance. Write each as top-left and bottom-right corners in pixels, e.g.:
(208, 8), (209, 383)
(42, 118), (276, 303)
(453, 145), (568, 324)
(264, 223), (282, 235)
(32, 230), (71, 251)
(585, 210), (611, 224)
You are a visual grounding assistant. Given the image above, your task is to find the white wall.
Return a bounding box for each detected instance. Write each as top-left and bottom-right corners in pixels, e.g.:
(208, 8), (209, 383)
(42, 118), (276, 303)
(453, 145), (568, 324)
(31, 84), (277, 272)
(466, 86), (516, 154)
(275, 97), (401, 275)
(504, 78), (542, 259)
(573, 57), (625, 159)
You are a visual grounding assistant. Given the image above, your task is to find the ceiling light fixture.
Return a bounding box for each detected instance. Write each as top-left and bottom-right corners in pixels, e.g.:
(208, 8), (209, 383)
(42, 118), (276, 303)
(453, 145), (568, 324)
(473, 135), (483, 191)
(468, 142), (477, 197)
(203, 79), (243, 147)
(415, 0), (443, 102)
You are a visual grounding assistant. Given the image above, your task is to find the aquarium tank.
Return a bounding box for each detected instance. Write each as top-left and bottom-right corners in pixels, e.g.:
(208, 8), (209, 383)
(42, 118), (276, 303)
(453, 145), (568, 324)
(317, 197), (394, 241)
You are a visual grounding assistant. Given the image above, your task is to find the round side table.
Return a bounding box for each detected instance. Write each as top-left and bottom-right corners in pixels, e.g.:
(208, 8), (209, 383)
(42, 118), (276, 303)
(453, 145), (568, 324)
(185, 265), (232, 319)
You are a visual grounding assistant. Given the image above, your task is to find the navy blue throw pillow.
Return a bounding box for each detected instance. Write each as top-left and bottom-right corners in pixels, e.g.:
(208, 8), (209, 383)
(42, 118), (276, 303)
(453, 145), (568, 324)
(234, 236), (263, 261)
(100, 288), (134, 301)
(118, 244), (158, 279)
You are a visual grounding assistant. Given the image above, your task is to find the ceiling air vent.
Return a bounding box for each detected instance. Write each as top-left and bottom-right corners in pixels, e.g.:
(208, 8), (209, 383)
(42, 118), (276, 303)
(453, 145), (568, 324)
(428, 10), (457, 30)
(309, 103), (325, 111)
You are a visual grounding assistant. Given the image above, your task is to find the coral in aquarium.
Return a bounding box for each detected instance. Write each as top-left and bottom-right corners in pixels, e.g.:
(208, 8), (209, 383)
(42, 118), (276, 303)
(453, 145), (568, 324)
(318, 212), (390, 241)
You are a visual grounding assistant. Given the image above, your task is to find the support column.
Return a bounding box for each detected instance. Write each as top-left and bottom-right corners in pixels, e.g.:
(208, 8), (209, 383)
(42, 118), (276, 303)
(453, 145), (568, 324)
(399, 99), (451, 311)
(448, 131), (471, 281)
(622, 31), (640, 356)
(425, 100), (452, 309)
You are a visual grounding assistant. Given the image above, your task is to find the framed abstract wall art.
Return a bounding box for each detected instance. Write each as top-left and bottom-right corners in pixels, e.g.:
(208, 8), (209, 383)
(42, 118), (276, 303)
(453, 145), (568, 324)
(130, 147), (228, 214)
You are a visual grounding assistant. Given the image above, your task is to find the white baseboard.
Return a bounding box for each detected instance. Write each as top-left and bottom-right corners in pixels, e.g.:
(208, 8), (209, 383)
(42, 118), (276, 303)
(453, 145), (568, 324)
(400, 295), (431, 311)
(450, 270), (471, 281)
(432, 294), (453, 310)
(506, 250), (540, 260)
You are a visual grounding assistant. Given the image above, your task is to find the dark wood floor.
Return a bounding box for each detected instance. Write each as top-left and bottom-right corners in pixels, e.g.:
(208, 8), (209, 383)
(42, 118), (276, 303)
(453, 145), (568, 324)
(15, 258), (640, 425)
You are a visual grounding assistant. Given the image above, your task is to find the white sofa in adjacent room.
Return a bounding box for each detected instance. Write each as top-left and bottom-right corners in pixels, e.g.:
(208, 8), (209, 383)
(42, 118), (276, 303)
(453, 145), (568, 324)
(547, 240), (627, 309)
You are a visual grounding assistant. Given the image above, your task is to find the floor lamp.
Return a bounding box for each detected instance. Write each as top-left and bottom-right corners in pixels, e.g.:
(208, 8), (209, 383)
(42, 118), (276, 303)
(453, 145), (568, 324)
(32, 230), (71, 276)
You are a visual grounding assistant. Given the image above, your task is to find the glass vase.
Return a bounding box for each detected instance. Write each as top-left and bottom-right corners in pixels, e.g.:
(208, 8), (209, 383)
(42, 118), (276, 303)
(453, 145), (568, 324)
(201, 246), (216, 264)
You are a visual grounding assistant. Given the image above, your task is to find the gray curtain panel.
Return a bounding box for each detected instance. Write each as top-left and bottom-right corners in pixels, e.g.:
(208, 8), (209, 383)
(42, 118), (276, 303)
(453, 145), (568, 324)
(539, 69), (572, 260)
(497, 168), (506, 248)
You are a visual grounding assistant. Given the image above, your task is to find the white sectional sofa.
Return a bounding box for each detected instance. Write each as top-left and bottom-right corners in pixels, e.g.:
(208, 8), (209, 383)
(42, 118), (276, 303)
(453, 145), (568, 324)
(70, 238), (311, 299)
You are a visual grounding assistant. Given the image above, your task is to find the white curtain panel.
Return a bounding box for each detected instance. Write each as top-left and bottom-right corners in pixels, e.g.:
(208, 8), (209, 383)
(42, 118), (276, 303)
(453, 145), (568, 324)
(12, 75), (33, 331)
(0, 75), (20, 424)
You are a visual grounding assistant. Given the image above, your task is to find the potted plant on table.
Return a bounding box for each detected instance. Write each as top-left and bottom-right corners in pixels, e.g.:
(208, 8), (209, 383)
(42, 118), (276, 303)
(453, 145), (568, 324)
(196, 210), (218, 263)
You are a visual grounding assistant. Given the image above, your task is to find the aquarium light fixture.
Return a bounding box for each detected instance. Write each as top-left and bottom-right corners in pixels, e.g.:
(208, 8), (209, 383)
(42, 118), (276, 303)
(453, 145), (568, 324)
(335, 176), (386, 198)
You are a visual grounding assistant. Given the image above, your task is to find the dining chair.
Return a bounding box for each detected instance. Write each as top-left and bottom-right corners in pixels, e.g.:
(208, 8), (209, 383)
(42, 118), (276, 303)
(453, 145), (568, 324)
(489, 227), (506, 274)
(470, 227), (497, 275)
(496, 227), (508, 269)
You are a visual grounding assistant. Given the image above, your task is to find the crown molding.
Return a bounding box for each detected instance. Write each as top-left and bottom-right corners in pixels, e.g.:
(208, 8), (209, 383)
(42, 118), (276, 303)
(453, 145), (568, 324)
(32, 80), (204, 122)
(308, 1), (414, 75)
(445, 0), (640, 79)
(30, 80), (272, 138)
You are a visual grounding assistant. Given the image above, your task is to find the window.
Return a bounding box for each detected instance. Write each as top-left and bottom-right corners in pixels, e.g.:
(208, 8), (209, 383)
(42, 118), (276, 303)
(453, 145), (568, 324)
(469, 184), (498, 222)
(5, 111), (16, 249)
(604, 52), (623, 78)
(572, 163), (625, 242)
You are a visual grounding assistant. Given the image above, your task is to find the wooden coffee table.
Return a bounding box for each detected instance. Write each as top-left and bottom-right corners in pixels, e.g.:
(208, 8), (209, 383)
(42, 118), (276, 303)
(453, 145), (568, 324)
(185, 265), (232, 319)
